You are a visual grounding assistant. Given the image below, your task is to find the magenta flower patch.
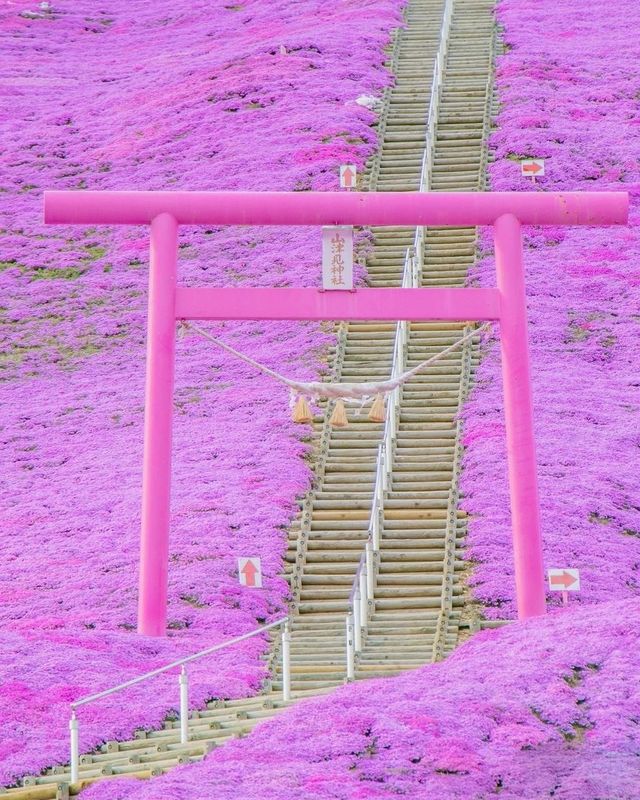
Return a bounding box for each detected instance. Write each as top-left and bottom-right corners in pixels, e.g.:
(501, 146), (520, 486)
(460, 0), (640, 618)
(81, 599), (640, 799)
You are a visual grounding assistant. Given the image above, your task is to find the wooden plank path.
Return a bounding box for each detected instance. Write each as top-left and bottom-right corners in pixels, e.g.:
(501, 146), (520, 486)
(2, 0), (498, 796)
(276, 0), (496, 690)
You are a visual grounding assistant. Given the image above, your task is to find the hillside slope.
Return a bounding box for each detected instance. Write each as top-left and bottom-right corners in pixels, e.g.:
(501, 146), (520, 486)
(83, 599), (640, 799)
(461, 0), (640, 617)
(0, 0), (402, 783)
(83, 1), (640, 796)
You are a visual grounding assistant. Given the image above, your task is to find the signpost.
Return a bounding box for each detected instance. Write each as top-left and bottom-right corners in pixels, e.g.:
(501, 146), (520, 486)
(322, 225), (353, 290)
(548, 568), (580, 606)
(521, 159), (545, 183)
(238, 557), (262, 588)
(340, 165), (357, 190)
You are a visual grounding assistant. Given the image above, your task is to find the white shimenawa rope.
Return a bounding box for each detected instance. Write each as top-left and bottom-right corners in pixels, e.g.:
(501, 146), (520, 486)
(179, 320), (491, 403)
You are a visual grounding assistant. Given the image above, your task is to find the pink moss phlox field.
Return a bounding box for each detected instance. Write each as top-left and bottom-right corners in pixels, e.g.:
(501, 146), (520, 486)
(0, 0), (403, 783)
(82, 600), (640, 800)
(460, 0), (640, 618)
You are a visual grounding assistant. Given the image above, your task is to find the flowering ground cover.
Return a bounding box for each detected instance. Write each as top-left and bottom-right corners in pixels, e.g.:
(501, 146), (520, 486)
(78, 1), (640, 796)
(460, 0), (640, 617)
(83, 599), (640, 800)
(0, 0), (403, 783)
(5, 0), (640, 793)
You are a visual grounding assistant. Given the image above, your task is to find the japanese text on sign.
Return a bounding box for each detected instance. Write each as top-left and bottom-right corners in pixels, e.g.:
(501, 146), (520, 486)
(322, 225), (353, 290)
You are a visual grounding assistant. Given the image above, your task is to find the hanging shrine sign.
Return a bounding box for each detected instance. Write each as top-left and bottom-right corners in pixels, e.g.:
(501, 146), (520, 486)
(322, 225), (353, 290)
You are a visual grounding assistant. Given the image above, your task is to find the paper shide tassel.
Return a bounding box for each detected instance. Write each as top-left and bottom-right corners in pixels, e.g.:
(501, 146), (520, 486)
(292, 395), (312, 424)
(368, 393), (386, 423)
(330, 398), (348, 427)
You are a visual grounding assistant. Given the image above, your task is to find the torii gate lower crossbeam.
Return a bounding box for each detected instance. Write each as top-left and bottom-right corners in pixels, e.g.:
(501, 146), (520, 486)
(44, 191), (629, 636)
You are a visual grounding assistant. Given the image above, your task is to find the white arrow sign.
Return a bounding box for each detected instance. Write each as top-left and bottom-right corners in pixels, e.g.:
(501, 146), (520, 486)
(238, 557), (262, 588)
(547, 568), (580, 592)
(340, 164), (357, 189)
(521, 158), (545, 178)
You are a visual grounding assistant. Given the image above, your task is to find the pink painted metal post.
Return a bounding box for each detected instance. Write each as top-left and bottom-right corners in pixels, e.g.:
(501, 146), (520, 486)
(494, 213), (546, 618)
(138, 213), (179, 636)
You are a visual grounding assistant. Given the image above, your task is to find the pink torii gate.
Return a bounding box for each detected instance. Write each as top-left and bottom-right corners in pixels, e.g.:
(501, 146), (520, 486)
(44, 190), (628, 636)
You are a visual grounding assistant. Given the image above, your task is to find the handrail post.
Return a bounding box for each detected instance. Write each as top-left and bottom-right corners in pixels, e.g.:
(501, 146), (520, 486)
(281, 620), (291, 702)
(179, 666), (189, 745)
(353, 592), (362, 652)
(388, 403), (396, 481)
(373, 510), (380, 551)
(359, 569), (368, 632)
(366, 539), (374, 596)
(346, 614), (355, 680)
(69, 711), (79, 784)
(378, 432), (390, 488)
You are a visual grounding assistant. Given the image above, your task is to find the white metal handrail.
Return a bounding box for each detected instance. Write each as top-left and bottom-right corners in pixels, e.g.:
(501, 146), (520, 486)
(384, 246), (413, 478)
(68, 617), (289, 783)
(345, 250), (414, 672)
(416, 0), (453, 236)
(345, 0), (455, 678)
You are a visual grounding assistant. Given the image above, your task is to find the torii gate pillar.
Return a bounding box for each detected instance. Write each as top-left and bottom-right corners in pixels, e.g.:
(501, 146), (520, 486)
(494, 213), (545, 617)
(138, 213), (179, 636)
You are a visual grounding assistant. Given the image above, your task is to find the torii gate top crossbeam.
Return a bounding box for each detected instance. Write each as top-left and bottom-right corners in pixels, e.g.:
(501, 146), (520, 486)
(44, 190), (628, 227)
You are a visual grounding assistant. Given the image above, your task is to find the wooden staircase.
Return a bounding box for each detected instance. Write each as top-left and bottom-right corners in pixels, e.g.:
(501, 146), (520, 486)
(277, 0), (495, 689)
(359, 0), (496, 674)
(277, 0), (447, 694)
(1, 0), (497, 796)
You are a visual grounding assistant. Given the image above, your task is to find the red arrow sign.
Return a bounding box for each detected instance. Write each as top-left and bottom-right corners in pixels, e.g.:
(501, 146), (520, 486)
(549, 570), (578, 589)
(342, 167), (354, 187)
(241, 560), (258, 587)
(522, 161), (543, 174)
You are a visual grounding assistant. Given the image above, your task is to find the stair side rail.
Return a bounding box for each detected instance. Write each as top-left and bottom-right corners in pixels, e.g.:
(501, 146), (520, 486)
(432, 324), (474, 660)
(384, 244), (414, 485)
(479, 23), (498, 191)
(416, 0), (455, 264)
(68, 617), (289, 784)
(345, 246), (414, 675)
